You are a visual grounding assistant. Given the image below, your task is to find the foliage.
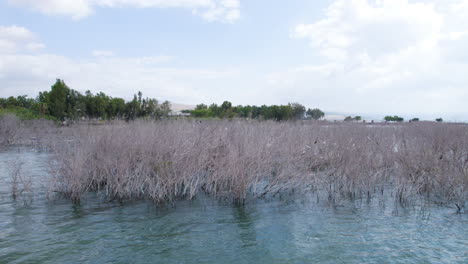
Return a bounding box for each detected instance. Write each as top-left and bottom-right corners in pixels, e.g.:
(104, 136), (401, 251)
(384, 116), (404, 122)
(186, 102), (315, 121)
(436, 118), (443, 123)
(0, 107), (55, 121)
(290, 103), (306, 120)
(344, 116), (362, 122)
(48, 79), (69, 120)
(1, 79), (171, 121)
(2, 80), (323, 122)
(306, 108), (325, 120)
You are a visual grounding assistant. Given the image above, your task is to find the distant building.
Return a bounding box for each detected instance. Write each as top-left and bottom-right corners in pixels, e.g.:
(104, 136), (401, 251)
(169, 111), (191, 117)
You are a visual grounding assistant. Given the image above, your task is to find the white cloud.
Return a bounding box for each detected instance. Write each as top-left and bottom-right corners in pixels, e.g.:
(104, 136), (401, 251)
(0, 25), (36, 40)
(0, 53), (241, 103)
(8, 0), (240, 22)
(0, 25), (240, 104)
(2, 1), (468, 120)
(0, 52), (240, 103)
(92, 50), (114, 57)
(193, 0), (240, 22)
(0, 25), (45, 54)
(284, 0), (468, 118)
(293, 0), (442, 62)
(25, 42), (46, 51)
(8, 0), (93, 20)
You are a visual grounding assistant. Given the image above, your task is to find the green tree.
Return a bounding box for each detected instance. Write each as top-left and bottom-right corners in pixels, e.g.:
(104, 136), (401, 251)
(191, 108), (212, 118)
(1, 80), (171, 121)
(209, 104), (221, 117)
(37, 91), (50, 115)
(277, 105), (292, 121)
(125, 95), (140, 120)
(251, 106), (261, 119)
(236, 105), (252, 118)
(108, 98), (126, 119)
(307, 108), (325, 120)
(140, 98), (157, 118)
(220, 101), (232, 118)
(159, 100), (171, 118)
(289, 103), (306, 120)
(195, 104), (208, 110)
(48, 79), (70, 120)
(94, 92), (110, 118)
(384, 116), (404, 122)
(221, 101), (232, 112)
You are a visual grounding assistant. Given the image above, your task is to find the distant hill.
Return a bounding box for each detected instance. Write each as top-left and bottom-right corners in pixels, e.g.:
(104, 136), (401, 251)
(170, 103), (195, 112)
(323, 114), (346, 121)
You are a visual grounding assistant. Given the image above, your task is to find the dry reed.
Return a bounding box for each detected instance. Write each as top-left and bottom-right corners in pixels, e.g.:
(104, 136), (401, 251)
(0, 114), (20, 146)
(9, 160), (33, 205)
(0, 114), (58, 147)
(45, 120), (467, 210)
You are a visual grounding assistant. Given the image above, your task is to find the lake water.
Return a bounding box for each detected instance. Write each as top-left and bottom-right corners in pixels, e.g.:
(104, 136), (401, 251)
(0, 149), (467, 264)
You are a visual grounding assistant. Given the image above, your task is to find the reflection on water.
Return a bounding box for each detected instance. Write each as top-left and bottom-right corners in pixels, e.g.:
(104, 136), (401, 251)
(0, 149), (467, 264)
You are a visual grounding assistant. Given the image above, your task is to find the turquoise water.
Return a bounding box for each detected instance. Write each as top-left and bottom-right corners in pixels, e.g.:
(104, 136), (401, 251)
(1, 149), (467, 264)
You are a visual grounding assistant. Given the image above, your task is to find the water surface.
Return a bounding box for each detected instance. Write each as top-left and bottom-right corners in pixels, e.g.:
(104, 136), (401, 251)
(0, 149), (467, 264)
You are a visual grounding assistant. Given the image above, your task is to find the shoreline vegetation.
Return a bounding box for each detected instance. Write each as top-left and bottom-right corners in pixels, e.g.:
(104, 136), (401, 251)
(0, 80), (466, 212)
(0, 79), (452, 123)
(0, 79), (326, 122)
(1, 114), (467, 212)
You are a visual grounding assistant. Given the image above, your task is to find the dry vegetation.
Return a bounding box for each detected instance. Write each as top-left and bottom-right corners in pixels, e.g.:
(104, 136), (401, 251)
(0, 114), (20, 146)
(8, 160), (33, 206)
(38, 119), (466, 210)
(0, 114), (57, 147)
(1, 115), (467, 210)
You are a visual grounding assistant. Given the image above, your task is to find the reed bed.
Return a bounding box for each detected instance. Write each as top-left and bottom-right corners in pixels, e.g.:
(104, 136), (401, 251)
(0, 114), (20, 146)
(44, 120), (467, 210)
(0, 114), (58, 147)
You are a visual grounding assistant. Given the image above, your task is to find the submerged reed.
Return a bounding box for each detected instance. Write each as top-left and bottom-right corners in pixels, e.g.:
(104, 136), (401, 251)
(0, 114), (57, 147)
(0, 114), (20, 146)
(46, 120), (467, 209)
(9, 160), (33, 205)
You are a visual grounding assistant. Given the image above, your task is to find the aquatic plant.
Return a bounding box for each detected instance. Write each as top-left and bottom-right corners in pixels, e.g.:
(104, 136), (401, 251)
(9, 160), (33, 205)
(0, 113), (62, 148)
(0, 114), (20, 146)
(46, 120), (467, 210)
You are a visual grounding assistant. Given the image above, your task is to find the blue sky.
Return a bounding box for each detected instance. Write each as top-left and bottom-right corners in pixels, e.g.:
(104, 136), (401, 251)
(0, 1), (325, 66)
(1, 0), (468, 120)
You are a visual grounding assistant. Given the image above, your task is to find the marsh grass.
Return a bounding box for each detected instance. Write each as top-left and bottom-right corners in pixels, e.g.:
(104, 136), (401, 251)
(0, 114), (20, 146)
(0, 114), (58, 148)
(43, 120), (467, 210)
(9, 160), (33, 206)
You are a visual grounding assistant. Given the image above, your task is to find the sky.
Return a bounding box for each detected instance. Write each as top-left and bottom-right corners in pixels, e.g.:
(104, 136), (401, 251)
(0, 0), (467, 120)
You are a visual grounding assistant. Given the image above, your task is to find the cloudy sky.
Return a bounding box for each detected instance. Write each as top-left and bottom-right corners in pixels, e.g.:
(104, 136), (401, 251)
(1, 0), (467, 120)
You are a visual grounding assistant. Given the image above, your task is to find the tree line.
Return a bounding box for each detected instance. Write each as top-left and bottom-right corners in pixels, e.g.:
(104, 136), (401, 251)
(1, 79), (328, 122)
(186, 102), (325, 121)
(385, 116), (444, 123)
(2, 80), (448, 123)
(0, 79), (171, 121)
